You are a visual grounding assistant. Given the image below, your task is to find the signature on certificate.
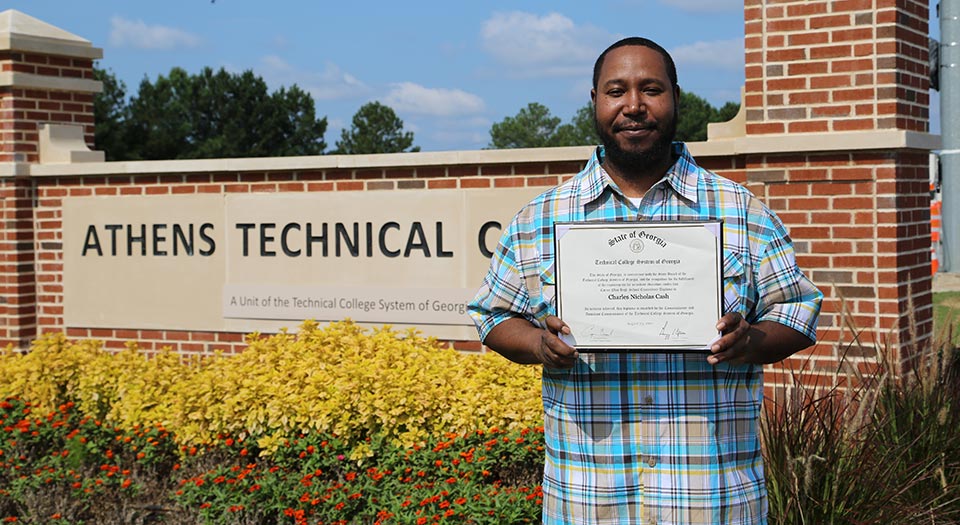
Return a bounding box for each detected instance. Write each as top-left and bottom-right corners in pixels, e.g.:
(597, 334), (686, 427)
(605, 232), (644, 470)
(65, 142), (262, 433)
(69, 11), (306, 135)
(659, 321), (688, 341)
(582, 324), (614, 341)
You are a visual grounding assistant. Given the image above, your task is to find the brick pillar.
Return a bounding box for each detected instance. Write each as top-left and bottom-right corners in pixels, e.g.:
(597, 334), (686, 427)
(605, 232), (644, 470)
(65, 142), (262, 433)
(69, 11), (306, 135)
(0, 10), (102, 347)
(742, 0), (935, 373)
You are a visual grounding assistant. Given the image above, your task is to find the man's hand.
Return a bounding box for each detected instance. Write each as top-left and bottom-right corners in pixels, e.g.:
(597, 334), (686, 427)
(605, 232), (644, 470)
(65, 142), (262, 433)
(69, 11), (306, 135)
(484, 315), (579, 368)
(708, 312), (815, 366)
(708, 312), (753, 365)
(535, 316), (579, 368)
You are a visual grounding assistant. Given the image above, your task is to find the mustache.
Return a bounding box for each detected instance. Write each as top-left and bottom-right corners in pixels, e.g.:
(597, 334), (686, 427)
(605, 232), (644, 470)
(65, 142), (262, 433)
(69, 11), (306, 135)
(613, 121), (657, 132)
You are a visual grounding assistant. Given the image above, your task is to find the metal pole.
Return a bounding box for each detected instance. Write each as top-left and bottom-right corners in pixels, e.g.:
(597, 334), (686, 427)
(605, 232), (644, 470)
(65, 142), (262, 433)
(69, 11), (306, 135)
(941, 0), (960, 272)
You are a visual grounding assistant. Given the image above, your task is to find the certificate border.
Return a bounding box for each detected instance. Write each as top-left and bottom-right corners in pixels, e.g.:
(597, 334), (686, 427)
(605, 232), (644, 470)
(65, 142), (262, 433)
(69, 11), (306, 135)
(553, 220), (724, 352)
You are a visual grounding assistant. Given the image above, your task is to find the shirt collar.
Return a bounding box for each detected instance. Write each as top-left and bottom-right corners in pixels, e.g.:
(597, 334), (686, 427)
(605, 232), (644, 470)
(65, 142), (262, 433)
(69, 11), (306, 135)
(580, 142), (701, 205)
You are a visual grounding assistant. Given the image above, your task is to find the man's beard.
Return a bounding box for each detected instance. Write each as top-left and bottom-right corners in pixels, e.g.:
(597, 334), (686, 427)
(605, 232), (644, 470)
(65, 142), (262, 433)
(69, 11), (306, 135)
(596, 113), (676, 172)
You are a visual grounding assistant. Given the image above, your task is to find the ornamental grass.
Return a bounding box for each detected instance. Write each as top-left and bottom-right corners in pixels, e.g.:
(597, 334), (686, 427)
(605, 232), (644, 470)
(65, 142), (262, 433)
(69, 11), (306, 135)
(762, 299), (960, 524)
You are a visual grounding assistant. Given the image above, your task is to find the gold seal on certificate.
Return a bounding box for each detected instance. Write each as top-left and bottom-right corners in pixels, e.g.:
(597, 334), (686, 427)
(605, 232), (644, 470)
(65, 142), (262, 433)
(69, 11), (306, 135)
(554, 221), (723, 352)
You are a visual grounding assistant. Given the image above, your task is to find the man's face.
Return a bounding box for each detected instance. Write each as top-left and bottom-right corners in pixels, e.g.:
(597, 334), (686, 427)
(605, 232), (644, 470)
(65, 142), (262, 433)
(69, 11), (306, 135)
(591, 45), (679, 171)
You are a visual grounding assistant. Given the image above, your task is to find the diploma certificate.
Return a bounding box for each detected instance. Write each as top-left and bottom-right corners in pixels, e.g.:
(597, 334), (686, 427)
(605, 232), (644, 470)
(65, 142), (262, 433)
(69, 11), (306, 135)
(554, 221), (723, 351)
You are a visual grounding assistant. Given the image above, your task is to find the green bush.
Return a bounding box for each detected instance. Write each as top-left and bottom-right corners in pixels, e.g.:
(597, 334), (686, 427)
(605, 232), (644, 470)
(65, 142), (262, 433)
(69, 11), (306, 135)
(0, 398), (544, 524)
(0, 321), (543, 454)
(0, 321), (547, 523)
(3, 317), (960, 524)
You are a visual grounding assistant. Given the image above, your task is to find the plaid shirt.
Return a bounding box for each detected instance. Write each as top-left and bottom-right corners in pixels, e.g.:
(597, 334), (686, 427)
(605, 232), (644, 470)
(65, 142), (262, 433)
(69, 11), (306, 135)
(469, 143), (822, 525)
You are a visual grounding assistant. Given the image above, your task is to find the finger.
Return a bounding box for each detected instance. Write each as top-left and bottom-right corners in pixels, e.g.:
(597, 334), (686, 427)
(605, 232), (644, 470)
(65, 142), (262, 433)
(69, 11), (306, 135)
(711, 324), (747, 353)
(714, 313), (748, 344)
(715, 312), (743, 333)
(544, 315), (571, 336)
(707, 349), (731, 365)
(539, 332), (578, 368)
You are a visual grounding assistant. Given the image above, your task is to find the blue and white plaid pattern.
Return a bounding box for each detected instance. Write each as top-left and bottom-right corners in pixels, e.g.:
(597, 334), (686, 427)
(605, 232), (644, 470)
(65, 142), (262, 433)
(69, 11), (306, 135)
(469, 143), (822, 525)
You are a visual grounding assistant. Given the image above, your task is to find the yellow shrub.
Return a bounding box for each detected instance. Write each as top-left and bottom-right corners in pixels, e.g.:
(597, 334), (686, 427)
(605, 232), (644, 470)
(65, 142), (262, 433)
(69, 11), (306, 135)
(0, 321), (542, 452)
(0, 333), (103, 414)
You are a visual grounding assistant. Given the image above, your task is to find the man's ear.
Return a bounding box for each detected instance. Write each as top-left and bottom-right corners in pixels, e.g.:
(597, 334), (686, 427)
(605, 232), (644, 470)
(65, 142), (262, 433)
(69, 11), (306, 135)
(590, 88), (596, 105)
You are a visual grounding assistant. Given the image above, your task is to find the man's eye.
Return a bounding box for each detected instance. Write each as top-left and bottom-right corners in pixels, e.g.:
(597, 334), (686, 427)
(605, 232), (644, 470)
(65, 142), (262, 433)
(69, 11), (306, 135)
(607, 89), (624, 96)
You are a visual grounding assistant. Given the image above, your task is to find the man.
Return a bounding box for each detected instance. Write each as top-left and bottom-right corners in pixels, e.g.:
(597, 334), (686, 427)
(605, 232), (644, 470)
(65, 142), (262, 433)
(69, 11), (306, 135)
(468, 37), (822, 525)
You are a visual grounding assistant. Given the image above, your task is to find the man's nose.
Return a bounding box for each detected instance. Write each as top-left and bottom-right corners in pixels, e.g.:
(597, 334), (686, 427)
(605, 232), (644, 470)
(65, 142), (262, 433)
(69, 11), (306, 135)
(623, 92), (645, 115)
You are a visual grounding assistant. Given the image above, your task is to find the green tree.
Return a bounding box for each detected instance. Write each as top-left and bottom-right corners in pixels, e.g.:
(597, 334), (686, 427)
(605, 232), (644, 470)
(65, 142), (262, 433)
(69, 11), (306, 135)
(716, 101), (741, 122)
(677, 92), (741, 142)
(552, 103), (600, 147)
(93, 67), (131, 161)
(488, 102), (562, 149)
(108, 66), (327, 160)
(334, 101), (419, 154)
(490, 93), (740, 149)
(676, 91), (716, 142)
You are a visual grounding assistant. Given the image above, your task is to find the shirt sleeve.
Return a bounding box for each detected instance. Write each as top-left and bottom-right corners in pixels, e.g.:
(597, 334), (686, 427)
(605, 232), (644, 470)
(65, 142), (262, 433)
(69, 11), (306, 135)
(752, 213), (823, 342)
(467, 219), (534, 343)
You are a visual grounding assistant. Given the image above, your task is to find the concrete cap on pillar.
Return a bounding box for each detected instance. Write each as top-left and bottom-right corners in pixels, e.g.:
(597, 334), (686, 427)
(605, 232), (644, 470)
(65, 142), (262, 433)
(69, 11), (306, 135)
(0, 9), (103, 95)
(0, 9), (103, 59)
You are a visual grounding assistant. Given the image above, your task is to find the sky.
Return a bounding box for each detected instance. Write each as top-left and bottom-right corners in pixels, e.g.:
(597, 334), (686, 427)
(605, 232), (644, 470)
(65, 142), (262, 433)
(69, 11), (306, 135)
(7, 1), (941, 152)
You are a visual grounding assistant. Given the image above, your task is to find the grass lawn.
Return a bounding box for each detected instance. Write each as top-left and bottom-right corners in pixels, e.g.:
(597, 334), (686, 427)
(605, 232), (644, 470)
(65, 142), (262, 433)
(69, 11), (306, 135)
(934, 290), (960, 345)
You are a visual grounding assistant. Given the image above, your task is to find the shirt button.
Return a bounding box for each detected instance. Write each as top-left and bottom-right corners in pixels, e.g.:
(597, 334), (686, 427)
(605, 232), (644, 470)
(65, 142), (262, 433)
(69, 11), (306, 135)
(643, 395), (653, 404)
(647, 457), (657, 467)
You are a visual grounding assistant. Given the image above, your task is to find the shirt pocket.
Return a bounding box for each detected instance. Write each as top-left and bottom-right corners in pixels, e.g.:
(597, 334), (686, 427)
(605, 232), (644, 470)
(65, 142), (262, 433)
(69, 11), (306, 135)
(722, 251), (747, 316)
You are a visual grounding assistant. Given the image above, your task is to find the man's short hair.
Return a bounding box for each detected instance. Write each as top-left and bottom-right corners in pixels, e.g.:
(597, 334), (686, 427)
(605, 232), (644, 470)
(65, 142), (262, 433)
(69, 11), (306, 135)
(592, 37), (678, 91)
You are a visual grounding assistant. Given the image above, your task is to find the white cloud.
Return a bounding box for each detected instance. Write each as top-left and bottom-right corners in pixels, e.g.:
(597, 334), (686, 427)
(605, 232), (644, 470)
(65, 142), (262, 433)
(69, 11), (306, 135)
(657, 0), (742, 12)
(481, 11), (616, 77)
(670, 38), (744, 72)
(109, 16), (201, 50)
(258, 55), (369, 101)
(425, 118), (491, 150)
(384, 82), (485, 117)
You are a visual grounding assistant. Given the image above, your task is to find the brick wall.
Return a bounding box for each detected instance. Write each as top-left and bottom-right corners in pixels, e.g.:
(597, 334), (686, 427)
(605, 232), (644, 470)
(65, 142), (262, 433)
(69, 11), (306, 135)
(741, 0), (933, 378)
(0, 4), (939, 383)
(744, 0), (930, 134)
(0, 175), (37, 347)
(0, 51), (97, 163)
